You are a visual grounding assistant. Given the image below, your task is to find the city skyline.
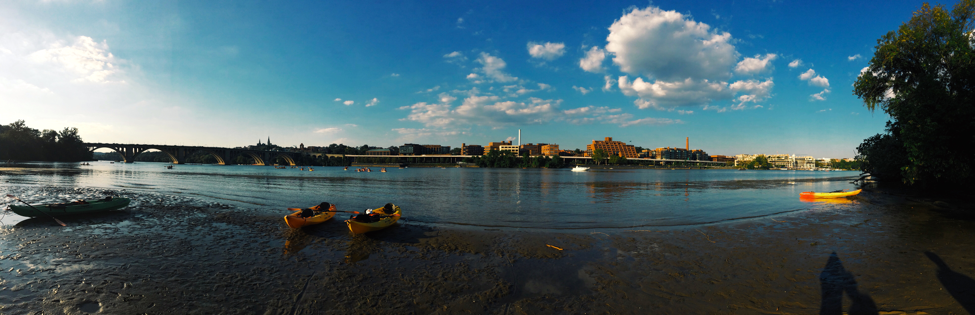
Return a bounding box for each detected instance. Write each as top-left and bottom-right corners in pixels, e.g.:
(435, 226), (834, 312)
(2, 0), (941, 158)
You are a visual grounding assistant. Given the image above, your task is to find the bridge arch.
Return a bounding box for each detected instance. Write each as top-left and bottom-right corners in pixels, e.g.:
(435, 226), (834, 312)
(131, 148), (179, 164)
(272, 153), (296, 166)
(183, 148), (226, 165)
(87, 146), (128, 162)
(233, 151), (265, 165)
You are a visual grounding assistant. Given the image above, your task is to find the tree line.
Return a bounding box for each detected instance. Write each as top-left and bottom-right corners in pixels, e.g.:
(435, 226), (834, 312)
(0, 120), (91, 162)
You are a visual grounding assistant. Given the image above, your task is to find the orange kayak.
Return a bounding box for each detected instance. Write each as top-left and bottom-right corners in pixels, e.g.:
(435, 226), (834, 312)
(284, 203), (337, 228)
(346, 204), (401, 234)
(799, 189), (862, 199)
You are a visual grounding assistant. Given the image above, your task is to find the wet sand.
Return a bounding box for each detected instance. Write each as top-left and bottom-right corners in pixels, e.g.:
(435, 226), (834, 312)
(2, 185), (974, 314)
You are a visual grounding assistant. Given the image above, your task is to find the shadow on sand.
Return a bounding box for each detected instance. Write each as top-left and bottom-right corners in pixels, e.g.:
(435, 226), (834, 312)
(925, 251), (975, 314)
(819, 251), (878, 315)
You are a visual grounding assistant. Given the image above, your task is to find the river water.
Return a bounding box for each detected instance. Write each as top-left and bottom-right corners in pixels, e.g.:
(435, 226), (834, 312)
(1, 161), (859, 230)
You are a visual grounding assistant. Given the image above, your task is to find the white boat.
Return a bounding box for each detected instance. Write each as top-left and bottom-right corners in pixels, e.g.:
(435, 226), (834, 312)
(571, 165), (589, 172)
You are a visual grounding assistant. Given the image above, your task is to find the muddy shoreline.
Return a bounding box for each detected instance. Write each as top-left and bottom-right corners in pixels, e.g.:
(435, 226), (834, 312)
(2, 186), (974, 314)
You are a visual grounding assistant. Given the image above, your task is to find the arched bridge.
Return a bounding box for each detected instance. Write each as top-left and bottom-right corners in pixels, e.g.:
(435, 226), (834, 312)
(85, 143), (298, 166)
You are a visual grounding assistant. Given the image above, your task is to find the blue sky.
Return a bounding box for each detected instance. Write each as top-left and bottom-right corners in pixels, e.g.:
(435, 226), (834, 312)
(0, 0), (951, 158)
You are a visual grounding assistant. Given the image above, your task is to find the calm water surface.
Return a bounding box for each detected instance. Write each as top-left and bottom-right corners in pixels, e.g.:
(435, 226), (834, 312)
(1, 161), (860, 230)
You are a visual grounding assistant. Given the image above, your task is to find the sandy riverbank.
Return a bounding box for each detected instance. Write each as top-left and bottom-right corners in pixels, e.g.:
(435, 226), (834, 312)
(1, 185), (973, 314)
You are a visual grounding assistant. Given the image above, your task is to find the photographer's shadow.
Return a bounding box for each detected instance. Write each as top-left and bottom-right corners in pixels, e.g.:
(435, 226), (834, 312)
(819, 252), (879, 315)
(925, 251), (975, 314)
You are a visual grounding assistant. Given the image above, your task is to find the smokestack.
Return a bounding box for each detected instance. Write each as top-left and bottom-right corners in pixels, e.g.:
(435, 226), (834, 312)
(518, 129), (521, 146)
(686, 137), (689, 151)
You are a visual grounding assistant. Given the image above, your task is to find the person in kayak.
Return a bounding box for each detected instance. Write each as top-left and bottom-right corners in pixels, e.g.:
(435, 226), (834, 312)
(300, 202), (332, 218)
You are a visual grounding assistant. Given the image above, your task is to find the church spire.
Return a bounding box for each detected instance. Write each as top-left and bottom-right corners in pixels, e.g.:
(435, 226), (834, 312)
(267, 136), (271, 146)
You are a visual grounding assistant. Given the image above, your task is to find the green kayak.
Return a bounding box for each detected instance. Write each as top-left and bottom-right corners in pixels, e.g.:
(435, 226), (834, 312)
(7, 198), (131, 217)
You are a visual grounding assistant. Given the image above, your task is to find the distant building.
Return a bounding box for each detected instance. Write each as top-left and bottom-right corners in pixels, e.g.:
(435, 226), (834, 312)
(487, 141), (512, 152)
(541, 144), (560, 156)
(499, 145), (520, 154)
(520, 143), (545, 156)
(398, 143), (450, 155)
(586, 137), (639, 158)
(711, 155), (735, 163)
(460, 143), (484, 156)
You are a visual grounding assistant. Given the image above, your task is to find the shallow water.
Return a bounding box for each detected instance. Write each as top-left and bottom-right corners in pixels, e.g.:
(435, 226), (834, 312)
(1, 161), (859, 229)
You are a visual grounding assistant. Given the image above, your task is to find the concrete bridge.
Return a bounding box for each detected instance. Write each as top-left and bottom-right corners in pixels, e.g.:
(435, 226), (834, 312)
(85, 143), (298, 166)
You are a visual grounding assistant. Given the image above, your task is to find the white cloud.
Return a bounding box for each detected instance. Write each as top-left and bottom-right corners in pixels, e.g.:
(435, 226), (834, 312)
(799, 69), (829, 87)
(505, 136), (517, 142)
(475, 52), (517, 83)
(603, 75), (616, 91)
(27, 36), (122, 83)
(734, 53), (777, 75)
(810, 89), (830, 101)
(456, 18), (465, 29)
(390, 73), (400, 77)
(466, 73), (479, 80)
(537, 83), (552, 90)
(817, 108), (832, 113)
(788, 59), (802, 68)
(605, 6), (737, 81)
(314, 127), (342, 134)
(400, 95), (559, 127)
(443, 51), (467, 66)
(572, 86), (592, 95)
(343, 100), (354, 106)
(678, 110), (693, 115)
(419, 85), (441, 93)
(572, 85), (592, 95)
(527, 42), (565, 60)
(729, 79), (774, 105)
(848, 54), (861, 61)
(619, 76), (732, 109)
(617, 116), (682, 127)
(579, 46), (606, 73)
(365, 98), (379, 107)
(334, 98), (342, 101)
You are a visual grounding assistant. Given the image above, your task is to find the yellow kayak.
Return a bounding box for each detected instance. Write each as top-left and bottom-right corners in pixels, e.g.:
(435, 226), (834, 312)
(284, 203), (337, 228)
(346, 204), (401, 234)
(800, 189), (862, 199)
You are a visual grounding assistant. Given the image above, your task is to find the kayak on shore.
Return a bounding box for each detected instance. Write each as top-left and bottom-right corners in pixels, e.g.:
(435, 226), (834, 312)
(6, 197), (131, 217)
(284, 202), (337, 228)
(800, 189), (862, 199)
(346, 203), (401, 234)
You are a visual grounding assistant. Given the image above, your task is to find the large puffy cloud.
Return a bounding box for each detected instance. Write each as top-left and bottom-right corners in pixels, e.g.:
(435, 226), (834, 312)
(475, 52), (517, 83)
(579, 47), (606, 73)
(527, 42), (565, 60)
(734, 54), (777, 75)
(605, 6), (737, 81)
(27, 36), (123, 84)
(799, 69), (829, 87)
(601, 6), (776, 111)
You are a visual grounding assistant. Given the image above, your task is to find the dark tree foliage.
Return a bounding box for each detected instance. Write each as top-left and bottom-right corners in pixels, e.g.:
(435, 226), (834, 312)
(853, 1), (975, 186)
(0, 120), (92, 162)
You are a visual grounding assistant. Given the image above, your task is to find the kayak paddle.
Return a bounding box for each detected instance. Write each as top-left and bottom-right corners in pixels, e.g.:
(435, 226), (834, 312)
(6, 194), (66, 226)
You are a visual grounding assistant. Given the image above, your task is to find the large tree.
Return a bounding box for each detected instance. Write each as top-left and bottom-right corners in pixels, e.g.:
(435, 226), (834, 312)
(853, 0), (974, 185)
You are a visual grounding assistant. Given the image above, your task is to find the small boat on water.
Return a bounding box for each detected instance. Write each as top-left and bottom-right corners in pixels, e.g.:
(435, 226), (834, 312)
(7, 197), (131, 217)
(346, 204), (401, 234)
(284, 203), (337, 229)
(800, 189), (862, 199)
(571, 165), (589, 172)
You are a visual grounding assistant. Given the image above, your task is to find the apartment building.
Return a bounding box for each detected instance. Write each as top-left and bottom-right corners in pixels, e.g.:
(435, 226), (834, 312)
(460, 143), (484, 156)
(586, 137), (639, 158)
